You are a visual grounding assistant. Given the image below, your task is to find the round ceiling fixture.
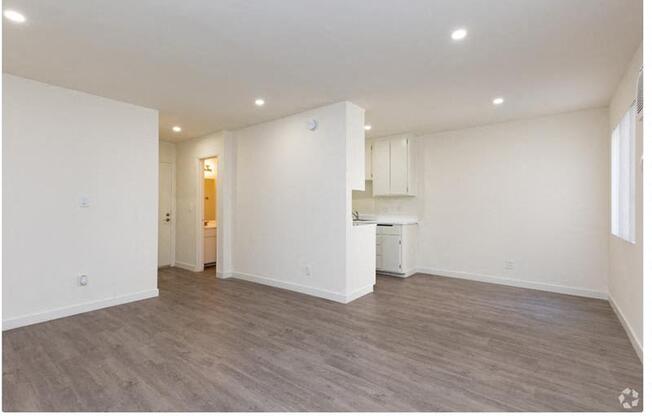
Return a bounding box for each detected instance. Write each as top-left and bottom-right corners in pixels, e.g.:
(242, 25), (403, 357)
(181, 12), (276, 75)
(492, 97), (505, 105)
(364, 125), (372, 131)
(451, 28), (467, 41)
(255, 98), (265, 106)
(4, 10), (26, 23)
(172, 126), (182, 132)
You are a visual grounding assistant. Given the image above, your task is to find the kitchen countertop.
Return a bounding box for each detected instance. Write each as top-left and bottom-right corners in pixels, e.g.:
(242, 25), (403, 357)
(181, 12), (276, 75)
(352, 221), (377, 227)
(354, 215), (419, 225)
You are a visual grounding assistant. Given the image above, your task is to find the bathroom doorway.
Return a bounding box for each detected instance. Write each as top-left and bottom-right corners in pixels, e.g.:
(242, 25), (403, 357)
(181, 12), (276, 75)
(200, 157), (218, 270)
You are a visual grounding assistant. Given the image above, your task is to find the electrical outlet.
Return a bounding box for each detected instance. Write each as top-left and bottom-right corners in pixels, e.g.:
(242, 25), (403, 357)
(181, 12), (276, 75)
(504, 261), (515, 271)
(79, 274), (88, 286)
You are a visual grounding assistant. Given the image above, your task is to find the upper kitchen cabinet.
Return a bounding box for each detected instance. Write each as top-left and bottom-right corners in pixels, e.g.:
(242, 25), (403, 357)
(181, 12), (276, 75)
(371, 139), (390, 194)
(370, 134), (417, 196)
(365, 139), (373, 181)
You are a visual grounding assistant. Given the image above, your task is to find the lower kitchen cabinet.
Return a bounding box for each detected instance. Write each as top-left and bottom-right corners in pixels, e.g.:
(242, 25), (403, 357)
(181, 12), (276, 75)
(376, 224), (417, 277)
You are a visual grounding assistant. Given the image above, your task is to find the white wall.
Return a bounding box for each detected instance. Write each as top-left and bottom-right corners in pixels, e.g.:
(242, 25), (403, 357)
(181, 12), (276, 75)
(160, 140), (176, 164)
(607, 43), (643, 358)
(232, 102), (351, 300)
(345, 104), (376, 300)
(416, 108), (610, 297)
(173, 131), (235, 276)
(3, 74), (159, 329)
(355, 108), (611, 298)
(172, 102), (366, 302)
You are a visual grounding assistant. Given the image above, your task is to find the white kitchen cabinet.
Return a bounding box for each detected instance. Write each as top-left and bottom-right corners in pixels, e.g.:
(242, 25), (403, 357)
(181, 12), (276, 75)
(365, 139), (373, 181)
(375, 224), (417, 276)
(371, 139), (391, 195)
(379, 234), (401, 272)
(389, 137), (409, 194)
(370, 134), (416, 196)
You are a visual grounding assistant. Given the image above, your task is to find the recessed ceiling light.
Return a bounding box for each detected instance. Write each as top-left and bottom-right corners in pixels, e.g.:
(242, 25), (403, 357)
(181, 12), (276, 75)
(172, 126), (182, 132)
(4, 10), (26, 23)
(364, 125), (372, 131)
(255, 98), (265, 106)
(492, 97), (505, 105)
(451, 28), (467, 41)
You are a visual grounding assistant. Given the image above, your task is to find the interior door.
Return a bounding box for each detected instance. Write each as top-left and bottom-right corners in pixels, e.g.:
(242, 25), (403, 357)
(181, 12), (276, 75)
(372, 139), (391, 195)
(158, 162), (173, 267)
(390, 138), (409, 194)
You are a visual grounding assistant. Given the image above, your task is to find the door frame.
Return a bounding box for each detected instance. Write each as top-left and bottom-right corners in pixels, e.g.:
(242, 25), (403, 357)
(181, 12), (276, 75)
(195, 156), (219, 272)
(159, 161), (176, 267)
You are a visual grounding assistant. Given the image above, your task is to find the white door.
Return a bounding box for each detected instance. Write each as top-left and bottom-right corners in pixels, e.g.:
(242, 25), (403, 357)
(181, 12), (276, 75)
(390, 138), (409, 195)
(158, 162), (173, 267)
(372, 140), (391, 196)
(381, 235), (401, 273)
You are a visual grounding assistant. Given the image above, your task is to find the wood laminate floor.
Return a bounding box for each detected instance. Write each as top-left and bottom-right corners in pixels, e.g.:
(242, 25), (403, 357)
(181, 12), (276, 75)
(3, 268), (643, 411)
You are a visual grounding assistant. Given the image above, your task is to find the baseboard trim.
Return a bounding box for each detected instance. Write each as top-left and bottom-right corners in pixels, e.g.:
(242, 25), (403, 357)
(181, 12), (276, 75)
(174, 261), (197, 272)
(232, 272), (368, 304)
(2, 289), (159, 331)
(609, 296), (643, 362)
(377, 268), (418, 278)
(217, 271), (235, 279)
(344, 284), (374, 303)
(415, 267), (608, 300)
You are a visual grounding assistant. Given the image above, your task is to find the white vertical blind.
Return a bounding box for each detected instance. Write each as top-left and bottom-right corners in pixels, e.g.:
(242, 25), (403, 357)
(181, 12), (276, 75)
(611, 105), (636, 243)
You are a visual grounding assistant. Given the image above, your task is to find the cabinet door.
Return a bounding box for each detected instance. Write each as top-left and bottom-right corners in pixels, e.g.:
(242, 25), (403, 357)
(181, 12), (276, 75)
(390, 138), (409, 195)
(365, 140), (373, 181)
(204, 235), (216, 263)
(376, 234), (384, 270)
(381, 234), (402, 273)
(372, 140), (391, 196)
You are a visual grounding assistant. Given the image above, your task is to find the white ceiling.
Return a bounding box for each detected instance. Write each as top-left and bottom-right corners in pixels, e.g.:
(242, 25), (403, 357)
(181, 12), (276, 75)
(3, 0), (642, 142)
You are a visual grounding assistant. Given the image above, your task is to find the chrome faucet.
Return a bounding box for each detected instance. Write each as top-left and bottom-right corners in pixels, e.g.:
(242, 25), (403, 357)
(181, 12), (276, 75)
(353, 210), (360, 220)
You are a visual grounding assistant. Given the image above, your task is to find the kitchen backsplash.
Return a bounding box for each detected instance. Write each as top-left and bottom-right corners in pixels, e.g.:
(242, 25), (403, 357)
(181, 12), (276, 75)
(352, 183), (422, 217)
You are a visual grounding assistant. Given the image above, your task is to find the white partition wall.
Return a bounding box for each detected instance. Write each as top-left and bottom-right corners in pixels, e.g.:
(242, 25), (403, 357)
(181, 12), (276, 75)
(231, 101), (370, 302)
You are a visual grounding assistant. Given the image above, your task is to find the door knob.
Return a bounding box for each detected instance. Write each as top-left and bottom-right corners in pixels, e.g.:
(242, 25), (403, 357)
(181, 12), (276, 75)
(165, 218), (170, 222)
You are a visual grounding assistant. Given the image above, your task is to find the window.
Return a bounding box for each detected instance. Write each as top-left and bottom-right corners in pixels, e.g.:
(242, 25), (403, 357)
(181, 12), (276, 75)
(611, 105), (636, 243)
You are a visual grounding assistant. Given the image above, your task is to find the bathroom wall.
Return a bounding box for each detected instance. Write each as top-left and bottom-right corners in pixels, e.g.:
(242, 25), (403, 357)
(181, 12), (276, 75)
(204, 178), (217, 221)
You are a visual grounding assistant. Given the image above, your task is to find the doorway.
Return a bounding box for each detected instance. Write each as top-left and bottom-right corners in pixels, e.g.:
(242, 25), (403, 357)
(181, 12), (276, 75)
(158, 162), (174, 267)
(200, 157), (218, 270)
